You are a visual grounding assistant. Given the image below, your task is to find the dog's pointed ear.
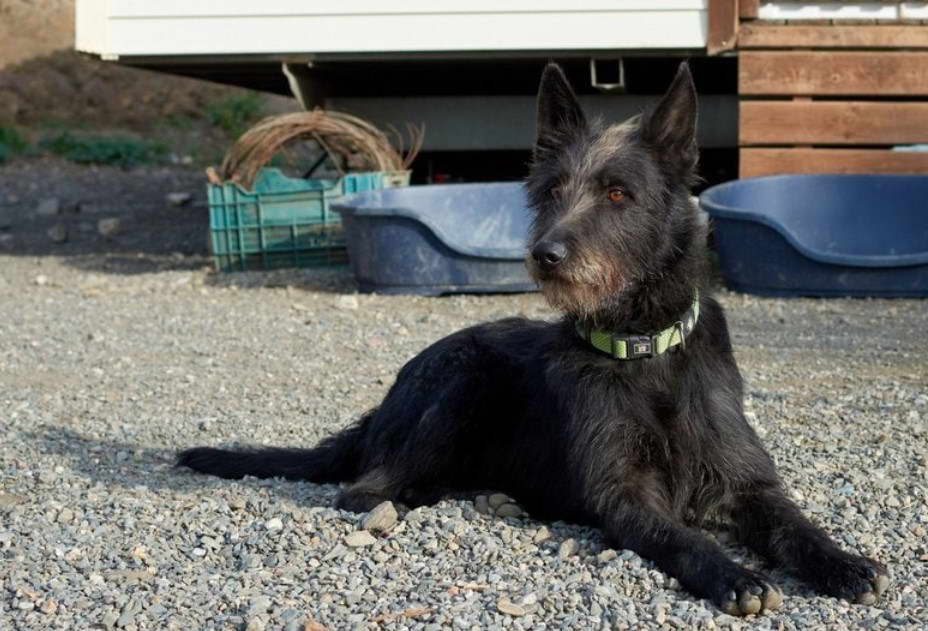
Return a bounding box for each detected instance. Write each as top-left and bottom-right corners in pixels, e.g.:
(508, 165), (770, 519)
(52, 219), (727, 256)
(535, 63), (586, 157)
(641, 62), (698, 172)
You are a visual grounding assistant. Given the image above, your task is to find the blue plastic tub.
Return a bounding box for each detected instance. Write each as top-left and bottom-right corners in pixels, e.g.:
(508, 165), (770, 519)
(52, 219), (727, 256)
(700, 175), (928, 297)
(331, 182), (537, 295)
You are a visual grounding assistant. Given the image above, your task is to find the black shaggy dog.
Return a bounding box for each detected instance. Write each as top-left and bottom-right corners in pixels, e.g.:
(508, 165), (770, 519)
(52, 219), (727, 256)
(180, 62), (889, 615)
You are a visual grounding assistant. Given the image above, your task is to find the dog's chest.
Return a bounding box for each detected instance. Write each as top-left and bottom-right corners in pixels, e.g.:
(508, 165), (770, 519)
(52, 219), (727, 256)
(559, 360), (713, 461)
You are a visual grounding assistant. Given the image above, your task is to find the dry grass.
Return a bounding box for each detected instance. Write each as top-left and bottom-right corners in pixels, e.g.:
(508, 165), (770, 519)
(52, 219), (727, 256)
(215, 109), (424, 189)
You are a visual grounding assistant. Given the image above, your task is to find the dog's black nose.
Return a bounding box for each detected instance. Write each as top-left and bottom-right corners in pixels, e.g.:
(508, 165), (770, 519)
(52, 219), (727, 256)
(532, 240), (568, 269)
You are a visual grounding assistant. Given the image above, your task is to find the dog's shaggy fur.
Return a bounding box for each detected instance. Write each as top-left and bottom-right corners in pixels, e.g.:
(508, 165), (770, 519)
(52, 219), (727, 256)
(179, 62), (889, 615)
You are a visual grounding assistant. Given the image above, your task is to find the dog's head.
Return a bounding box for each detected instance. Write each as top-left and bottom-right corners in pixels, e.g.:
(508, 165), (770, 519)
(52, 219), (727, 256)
(525, 62), (699, 318)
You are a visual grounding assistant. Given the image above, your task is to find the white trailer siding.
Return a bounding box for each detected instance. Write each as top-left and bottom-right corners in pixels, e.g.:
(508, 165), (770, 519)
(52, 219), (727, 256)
(76, 0), (710, 59)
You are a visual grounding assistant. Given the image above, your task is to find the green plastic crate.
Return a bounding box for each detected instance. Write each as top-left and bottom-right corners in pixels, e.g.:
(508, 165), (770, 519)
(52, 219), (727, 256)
(208, 168), (409, 272)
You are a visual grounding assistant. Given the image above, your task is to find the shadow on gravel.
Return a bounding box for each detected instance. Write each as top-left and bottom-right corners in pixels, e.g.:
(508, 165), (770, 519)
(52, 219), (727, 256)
(26, 425), (339, 505)
(1, 159), (359, 293)
(1, 181), (359, 294)
(0, 159), (215, 274)
(1, 201), (211, 273)
(29, 424), (819, 602)
(203, 266), (358, 295)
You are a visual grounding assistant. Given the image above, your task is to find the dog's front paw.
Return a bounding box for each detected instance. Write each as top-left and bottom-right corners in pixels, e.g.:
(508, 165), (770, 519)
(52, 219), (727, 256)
(474, 493), (527, 518)
(813, 553), (890, 605)
(715, 571), (783, 616)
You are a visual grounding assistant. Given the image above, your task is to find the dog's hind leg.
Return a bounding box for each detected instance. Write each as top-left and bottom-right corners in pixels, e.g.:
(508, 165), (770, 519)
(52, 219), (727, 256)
(336, 466), (401, 513)
(335, 393), (488, 513)
(601, 498), (783, 616)
(731, 482), (890, 605)
(333, 331), (505, 514)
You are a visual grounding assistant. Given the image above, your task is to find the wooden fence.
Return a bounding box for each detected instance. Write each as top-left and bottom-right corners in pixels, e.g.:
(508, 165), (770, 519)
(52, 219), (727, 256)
(710, 0), (928, 177)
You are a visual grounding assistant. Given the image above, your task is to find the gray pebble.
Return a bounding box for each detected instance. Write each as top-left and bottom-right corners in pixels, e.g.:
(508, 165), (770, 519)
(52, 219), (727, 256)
(248, 596), (271, 616)
(101, 611), (119, 629)
(498, 598), (528, 617)
(558, 538), (579, 559)
(533, 526), (551, 543)
(474, 495), (490, 514)
(597, 549), (618, 563)
(166, 192), (192, 206)
(284, 620), (304, 631)
(345, 530), (377, 547)
(97, 217), (121, 237)
(245, 618), (266, 631)
(494, 503), (523, 518)
(361, 501), (398, 533)
(47, 222), (68, 243)
(35, 198), (60, 216)
(488, 493), (510, 510)
(117, 608), (136, 628)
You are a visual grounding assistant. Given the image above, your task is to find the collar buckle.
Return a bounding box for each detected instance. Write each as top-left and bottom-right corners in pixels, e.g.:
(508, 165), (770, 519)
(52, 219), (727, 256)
(625, 335), (654, 359)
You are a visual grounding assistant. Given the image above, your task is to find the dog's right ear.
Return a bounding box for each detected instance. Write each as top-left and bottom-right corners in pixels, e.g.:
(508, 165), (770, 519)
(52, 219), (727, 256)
(641, 62), (698, 175)
(535, 63), (586, 157)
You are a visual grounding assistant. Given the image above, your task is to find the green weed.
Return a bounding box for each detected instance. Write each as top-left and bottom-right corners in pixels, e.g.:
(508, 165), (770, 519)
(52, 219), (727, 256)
(40, 133), (166, 168)
(0, 126), (29, 162)
(162, 113), (196, 131)
(206, 93), (264, 138)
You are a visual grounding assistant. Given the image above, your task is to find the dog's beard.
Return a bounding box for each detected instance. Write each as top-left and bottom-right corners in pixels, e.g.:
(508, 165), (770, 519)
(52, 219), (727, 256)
(528, 253), (628, 318)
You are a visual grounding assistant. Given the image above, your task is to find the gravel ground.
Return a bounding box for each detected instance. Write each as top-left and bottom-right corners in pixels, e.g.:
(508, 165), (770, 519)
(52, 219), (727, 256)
(1, 168), (927, 629)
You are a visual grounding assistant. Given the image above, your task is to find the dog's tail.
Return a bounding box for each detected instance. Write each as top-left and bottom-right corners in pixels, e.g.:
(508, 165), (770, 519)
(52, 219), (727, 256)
(176, 410), (373, 483)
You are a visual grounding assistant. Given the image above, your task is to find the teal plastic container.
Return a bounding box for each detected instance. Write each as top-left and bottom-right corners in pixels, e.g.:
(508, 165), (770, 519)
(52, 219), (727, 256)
(208, 168), (409, 272)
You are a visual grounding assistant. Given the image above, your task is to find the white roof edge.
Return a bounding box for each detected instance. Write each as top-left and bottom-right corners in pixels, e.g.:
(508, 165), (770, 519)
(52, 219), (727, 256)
(75, 1), (709, 58)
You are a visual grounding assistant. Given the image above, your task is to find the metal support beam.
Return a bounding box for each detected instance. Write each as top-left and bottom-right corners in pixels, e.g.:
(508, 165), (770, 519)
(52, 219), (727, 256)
(327, 95), (737, 151)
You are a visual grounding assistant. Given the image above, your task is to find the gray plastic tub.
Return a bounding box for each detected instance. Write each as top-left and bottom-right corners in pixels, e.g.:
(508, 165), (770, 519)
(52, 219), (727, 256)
(701, 175), (928, 297)
(331, 182), (538, 295)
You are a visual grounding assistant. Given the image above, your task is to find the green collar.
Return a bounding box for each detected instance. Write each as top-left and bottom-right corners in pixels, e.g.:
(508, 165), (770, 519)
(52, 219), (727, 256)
(575, 291), (700, 360)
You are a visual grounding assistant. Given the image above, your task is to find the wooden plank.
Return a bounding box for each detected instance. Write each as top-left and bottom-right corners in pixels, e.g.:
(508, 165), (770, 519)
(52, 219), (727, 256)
(739, 51), (928, 95)
(739, 0), (759, 20)
(740, 148), (928, 177)
(739, 24), (928, 48)
(740, 101), (928, 145)
(708, 0), (738, 55)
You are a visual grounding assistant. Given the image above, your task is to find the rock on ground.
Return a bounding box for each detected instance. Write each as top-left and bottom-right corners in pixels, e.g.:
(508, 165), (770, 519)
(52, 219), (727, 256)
(361, 501), (398, 533)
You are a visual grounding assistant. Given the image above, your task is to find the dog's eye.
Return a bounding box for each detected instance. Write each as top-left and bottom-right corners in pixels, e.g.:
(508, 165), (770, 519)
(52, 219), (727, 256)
(608, 188), (626, 203)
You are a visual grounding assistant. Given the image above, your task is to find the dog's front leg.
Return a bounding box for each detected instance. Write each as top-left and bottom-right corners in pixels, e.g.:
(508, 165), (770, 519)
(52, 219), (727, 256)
(602, 499), (783, 616)
(732, 483), (890, 604)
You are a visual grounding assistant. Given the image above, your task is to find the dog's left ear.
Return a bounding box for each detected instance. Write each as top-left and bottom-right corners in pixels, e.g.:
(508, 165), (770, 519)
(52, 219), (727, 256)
(641, 62), (698, 173)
